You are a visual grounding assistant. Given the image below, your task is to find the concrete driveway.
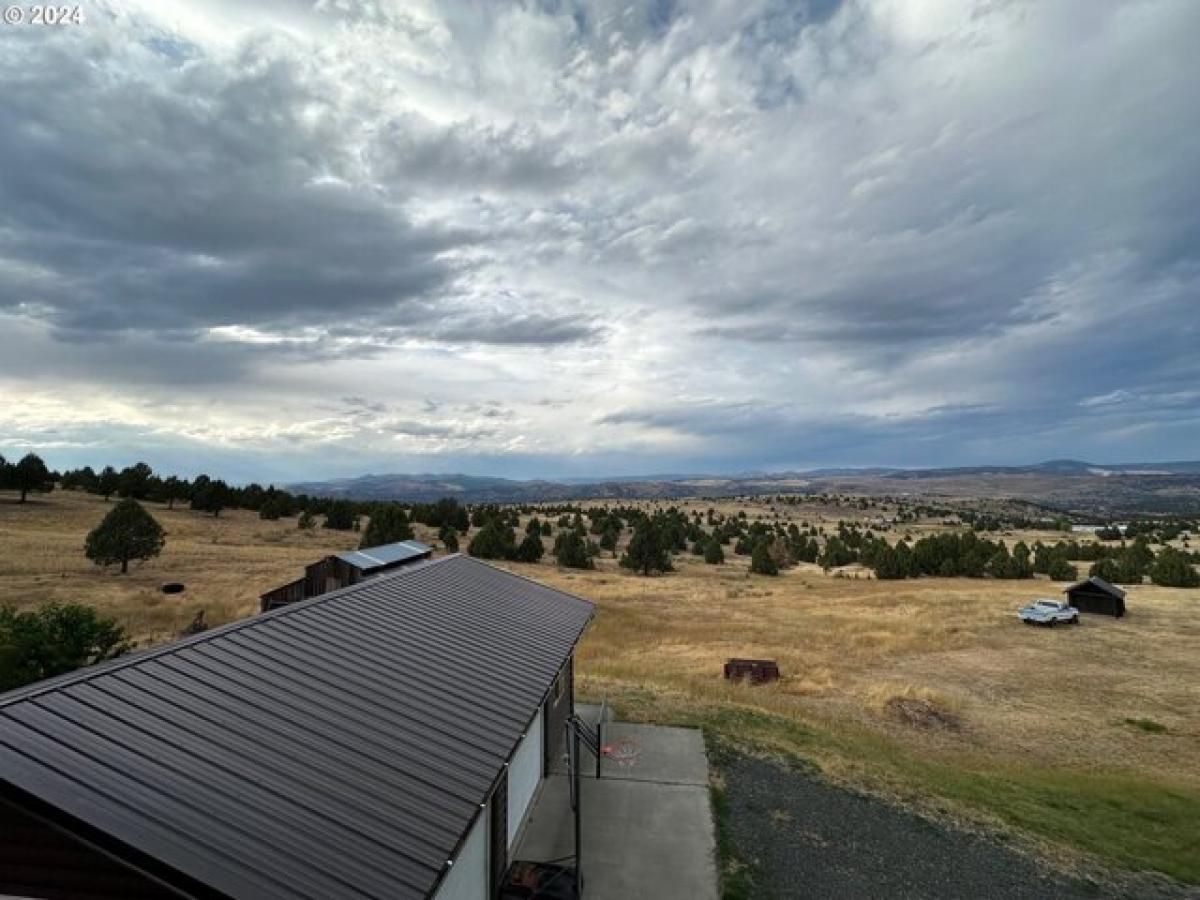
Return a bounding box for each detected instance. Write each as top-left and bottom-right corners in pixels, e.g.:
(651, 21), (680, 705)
(514, 718), (718, 900)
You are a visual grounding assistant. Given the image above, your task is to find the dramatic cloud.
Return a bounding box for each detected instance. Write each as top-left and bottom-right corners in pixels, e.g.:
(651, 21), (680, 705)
(1, 0), (1198, 479)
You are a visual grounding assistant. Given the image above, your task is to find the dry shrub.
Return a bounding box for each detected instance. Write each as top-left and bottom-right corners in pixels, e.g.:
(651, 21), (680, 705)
(867, 683), (965, 731)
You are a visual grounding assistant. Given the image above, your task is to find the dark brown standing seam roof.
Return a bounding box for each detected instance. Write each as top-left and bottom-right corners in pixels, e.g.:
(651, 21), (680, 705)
(0, 554), (594, 900)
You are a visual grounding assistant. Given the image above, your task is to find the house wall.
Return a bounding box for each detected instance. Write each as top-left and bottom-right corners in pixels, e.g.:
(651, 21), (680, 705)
(506, 707), (544, 851)
(543, 658), (573, 773)
(430, 802), (489, 900)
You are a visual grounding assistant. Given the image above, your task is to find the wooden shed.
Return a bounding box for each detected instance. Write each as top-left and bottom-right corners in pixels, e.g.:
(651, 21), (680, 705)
(1064, 575), (1127, 617)
(260, 539), (432, 611)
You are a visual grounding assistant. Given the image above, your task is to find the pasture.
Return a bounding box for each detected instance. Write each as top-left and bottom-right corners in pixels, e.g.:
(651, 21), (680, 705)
(1, 488), (1197, 883)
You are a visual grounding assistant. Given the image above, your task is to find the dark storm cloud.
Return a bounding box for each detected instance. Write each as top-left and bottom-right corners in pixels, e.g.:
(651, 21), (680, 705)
(431, 311), (603, 346)
(0, 17), (603, 356)
(0, 29), (458, 337)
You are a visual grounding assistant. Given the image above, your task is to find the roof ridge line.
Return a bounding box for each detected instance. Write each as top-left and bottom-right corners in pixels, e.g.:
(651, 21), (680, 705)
(0, 554), (460, 710)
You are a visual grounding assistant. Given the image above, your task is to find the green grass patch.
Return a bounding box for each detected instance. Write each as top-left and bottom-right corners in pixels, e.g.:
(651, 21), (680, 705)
(909, 759), (1200, 882)
(1123, 717), (1168, 734)
(706, 744), (759, 900)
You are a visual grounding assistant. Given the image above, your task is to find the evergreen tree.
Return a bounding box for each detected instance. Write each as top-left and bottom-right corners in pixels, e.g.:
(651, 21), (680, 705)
(550, 530), (590, 568)
(160, 475), (188, 510)
(750, 541), (779, 575)
(599, 524), (620, 553)
(703, 538), (725, 565)
(439, 524), (460, 552)
(116, 462), (154, 499)
(1089, 557), (1120, 583)
(468, 521), (515, 559)
(360, 504), (413, 548)
(323, 500), (357, 530)
(1149, 547), (1200, 587)
(12, 453), (52, 503)
(84, 499), (166, 574)
(873, 544), (905, 579)
(619, 520), (673, 575)
(514, 532), (546, 563)
(97, 466), (120, 501)
(1045, 556), (1077, 582)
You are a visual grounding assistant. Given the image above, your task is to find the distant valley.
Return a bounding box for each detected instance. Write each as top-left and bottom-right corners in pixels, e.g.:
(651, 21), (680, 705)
(289, 459), (1200, 516)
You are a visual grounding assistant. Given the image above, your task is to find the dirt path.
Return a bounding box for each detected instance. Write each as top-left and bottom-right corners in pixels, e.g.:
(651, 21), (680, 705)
(721, 755), (1193, 900)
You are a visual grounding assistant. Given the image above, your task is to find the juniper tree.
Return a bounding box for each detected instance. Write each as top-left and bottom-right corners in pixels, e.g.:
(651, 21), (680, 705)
(360, 504), (413, 548)
(619, 520), (672, 576)
(12, 453), (52, 503)
(84, 499), (166, 574)
(750, 540), (779, 575)
(1149, 547), (1200, 587)
(514, 532), (546, 563)
(554, 529), (592, 569)
(97, 465), (120, 501)
(468, 521), (515, 560)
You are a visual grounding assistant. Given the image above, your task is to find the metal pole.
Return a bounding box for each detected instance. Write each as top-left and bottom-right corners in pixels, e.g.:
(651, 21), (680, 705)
(595, 715), (602, 780)
(573, 721), (582, 897)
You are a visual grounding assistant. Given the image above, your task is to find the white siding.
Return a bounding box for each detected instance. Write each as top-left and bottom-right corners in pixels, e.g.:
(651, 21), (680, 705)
(431, 805), (488, 900)
(506, 707), (544, 849)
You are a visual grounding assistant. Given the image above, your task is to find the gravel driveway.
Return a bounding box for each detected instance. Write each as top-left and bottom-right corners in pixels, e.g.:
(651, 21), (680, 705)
(721, 755), (1193, 900)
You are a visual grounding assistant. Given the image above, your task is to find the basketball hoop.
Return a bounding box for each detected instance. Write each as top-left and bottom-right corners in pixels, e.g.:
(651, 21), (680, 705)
(601, 738), (640, 767)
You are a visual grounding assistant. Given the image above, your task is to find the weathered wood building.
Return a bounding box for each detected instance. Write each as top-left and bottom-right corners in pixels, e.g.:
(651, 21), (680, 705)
(260, 539), (432, 611)
(1064, 575), (1127, 617)
(0, 554), (593, 900)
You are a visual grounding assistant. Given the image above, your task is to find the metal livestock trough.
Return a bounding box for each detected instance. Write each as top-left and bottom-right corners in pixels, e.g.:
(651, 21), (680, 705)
(723, 658), (780, 684)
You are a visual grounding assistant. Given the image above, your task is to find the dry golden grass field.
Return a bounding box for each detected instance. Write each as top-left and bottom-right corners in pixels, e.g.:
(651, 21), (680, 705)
(2, 489), (1198, 882)
(0, 490), (360, 643)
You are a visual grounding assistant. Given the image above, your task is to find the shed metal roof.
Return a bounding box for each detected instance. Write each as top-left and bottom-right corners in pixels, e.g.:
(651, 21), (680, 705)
(1063, 575), (1127, 599)
(335, 539), (432, 572)
(0, 555), (593, 900)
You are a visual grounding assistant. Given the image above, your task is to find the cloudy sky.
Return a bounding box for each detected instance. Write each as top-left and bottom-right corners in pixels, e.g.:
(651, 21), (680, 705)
(1, 0), (1197, 483)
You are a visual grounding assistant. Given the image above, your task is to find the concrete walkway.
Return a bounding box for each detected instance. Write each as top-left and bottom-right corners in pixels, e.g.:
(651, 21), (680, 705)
(514, 715), (718, 900)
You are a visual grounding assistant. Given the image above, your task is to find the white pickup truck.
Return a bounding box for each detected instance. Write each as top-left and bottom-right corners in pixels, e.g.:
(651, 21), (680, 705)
(1018, 598), (1080, 626)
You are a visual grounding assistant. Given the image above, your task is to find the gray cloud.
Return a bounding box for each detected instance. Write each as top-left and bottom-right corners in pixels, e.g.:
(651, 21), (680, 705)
(2, 0), (1199, 478)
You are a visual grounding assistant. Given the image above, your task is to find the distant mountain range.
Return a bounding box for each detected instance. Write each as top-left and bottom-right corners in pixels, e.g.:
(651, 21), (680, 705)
(288, 460), (1200, 515)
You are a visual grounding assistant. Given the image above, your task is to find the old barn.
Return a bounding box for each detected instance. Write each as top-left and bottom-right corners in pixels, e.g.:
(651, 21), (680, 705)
(260, 538), (432, 611)
(1064, 575), (1127, 617)
(0, 554), (592, 900)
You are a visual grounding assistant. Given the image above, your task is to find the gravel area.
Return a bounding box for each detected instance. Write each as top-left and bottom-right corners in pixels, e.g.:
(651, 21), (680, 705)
(721, 755), (1194, 900)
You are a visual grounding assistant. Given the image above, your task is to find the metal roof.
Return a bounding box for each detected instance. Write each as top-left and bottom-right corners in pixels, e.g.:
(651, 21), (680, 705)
(1063, 575), (1127, 599)
(0, 555), (593, 900)
(335, 539), (432, 572)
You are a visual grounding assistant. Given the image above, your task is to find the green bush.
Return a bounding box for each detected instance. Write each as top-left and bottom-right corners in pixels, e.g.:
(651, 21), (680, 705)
(1149, 547), (1200, 587)
(0, 603), (131, 691)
